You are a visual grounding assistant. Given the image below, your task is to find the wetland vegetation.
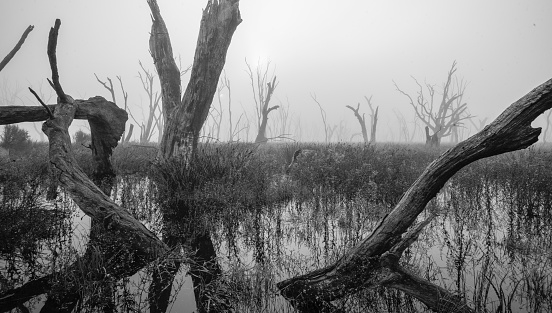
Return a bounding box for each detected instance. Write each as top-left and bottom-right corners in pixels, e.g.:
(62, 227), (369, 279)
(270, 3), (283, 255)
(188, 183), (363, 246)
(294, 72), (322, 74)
(2, 142), (552, 312)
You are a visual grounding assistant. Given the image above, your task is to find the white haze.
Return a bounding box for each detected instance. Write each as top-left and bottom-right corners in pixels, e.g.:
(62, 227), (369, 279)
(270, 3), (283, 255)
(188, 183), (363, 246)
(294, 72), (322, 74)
(1, 0), (551, 143)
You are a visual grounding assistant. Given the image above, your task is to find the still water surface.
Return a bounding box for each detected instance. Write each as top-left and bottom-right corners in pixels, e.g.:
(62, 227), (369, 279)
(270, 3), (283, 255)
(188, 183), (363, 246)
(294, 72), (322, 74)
(2, 160), (551, 312)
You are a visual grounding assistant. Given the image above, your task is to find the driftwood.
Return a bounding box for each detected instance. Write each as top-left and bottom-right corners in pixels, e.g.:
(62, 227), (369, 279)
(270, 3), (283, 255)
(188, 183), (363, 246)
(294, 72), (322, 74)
(278, 78), (552, 312)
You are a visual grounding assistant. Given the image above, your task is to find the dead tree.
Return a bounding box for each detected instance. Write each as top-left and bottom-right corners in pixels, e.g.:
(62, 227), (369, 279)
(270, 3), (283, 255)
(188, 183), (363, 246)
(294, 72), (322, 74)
(394, 61), (470, 147)
(345, 102), (368, 143)
(346, 95), (378, 143)
(129, 61), (162, 143)
(153, 0), (241, 161)
(147, 1), (241, 312)
(0, 25), (33, 72)
(277, 77), (552, 312)
(0, 19), (169, 312)
(94, 74), (133, 144)
(116, 76), (134, 143)
(245, 59), (279, 143)
(312, 93), (336, 143)
(365, 95), (379, 143)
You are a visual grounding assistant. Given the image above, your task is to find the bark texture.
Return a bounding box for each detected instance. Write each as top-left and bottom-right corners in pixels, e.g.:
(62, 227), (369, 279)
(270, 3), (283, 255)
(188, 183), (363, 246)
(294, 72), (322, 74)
(149, 0), (242, 160)
(0, 19), (167, 312)
(0, 97), (127, 194)
(0, 96), (167, 311)
(278, 78), (552, 312)
(146, 1), (241, 312)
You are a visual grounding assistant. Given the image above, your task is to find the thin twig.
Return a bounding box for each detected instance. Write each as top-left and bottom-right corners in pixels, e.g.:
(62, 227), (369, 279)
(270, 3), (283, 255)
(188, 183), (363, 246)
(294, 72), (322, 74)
(28, 87), (54, 119)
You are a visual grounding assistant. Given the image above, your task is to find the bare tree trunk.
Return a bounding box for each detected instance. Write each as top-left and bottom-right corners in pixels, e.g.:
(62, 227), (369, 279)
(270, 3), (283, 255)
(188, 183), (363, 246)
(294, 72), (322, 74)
(147, 1), (241, 312)
(151, 0), (241, 161)
(0, 19), (168, 311)
(245, 60), (279, 144)
(370, 106), (379, 143)
(277, 78), (552, 312)
(346, 103), (368, 143)
(364, 95), (379, 143)
(254, 75), (278, 143)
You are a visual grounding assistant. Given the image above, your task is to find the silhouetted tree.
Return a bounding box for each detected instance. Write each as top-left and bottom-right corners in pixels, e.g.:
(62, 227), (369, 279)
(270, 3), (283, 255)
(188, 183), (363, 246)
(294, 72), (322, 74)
(94, 74), (133, 144)
(246, 59), (279, 143)
(394, 61), (470, 147)
(346, 95), (379, 143)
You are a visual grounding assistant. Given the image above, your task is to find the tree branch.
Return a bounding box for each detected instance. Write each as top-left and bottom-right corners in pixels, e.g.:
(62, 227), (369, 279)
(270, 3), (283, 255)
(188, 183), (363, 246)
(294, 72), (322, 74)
(28, 87), (54, 119)
(47, 19), (68, 103)
(94, 73), (116, 103)
(0, 25), (34, 72)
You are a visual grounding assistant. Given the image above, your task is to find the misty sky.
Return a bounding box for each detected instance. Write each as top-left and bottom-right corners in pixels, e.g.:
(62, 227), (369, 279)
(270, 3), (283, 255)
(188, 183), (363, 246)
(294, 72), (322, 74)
(1, 0), (551, 142)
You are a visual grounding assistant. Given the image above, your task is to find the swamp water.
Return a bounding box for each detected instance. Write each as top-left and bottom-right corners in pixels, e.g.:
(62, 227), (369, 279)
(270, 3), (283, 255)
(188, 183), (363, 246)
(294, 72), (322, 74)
(1, 150), (552, 312)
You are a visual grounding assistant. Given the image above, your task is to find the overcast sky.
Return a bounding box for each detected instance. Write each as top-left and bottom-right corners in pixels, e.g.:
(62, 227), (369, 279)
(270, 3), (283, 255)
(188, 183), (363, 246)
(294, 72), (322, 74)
(1, 0), (551, 142)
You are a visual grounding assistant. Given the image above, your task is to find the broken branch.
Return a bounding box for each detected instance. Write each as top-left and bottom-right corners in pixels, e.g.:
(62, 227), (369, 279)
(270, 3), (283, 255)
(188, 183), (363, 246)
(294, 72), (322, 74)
(28, 87), (54, 119)
(47, 19), (68, 103)
(0, 25), (34, 72)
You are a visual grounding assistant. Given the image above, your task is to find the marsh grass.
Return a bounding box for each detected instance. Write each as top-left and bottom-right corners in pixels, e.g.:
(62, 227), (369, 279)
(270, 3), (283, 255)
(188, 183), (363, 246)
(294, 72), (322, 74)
(4, 142), (552, 312)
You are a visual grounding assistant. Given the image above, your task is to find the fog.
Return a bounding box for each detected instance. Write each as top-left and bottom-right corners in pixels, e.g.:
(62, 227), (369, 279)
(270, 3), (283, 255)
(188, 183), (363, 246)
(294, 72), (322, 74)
(1, 0), (551, 143)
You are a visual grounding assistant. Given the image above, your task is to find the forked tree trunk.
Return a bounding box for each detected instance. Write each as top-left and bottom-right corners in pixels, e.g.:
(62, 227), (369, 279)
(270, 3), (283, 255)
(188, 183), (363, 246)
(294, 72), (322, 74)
(346, 103), (368, 143)
(147, 1), (241, 312)
(254, 75), (278, 143)
(277, 78), (552, 312)
(150, 0), (242, 161)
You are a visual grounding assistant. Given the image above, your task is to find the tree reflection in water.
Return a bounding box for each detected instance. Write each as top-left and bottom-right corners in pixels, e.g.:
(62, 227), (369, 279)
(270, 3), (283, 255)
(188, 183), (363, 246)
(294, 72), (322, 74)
(2, 148), (552, 312)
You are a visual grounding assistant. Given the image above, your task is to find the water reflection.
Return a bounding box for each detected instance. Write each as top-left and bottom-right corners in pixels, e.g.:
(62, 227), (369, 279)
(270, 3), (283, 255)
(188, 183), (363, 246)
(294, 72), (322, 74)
(2, 151), (552, 312)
